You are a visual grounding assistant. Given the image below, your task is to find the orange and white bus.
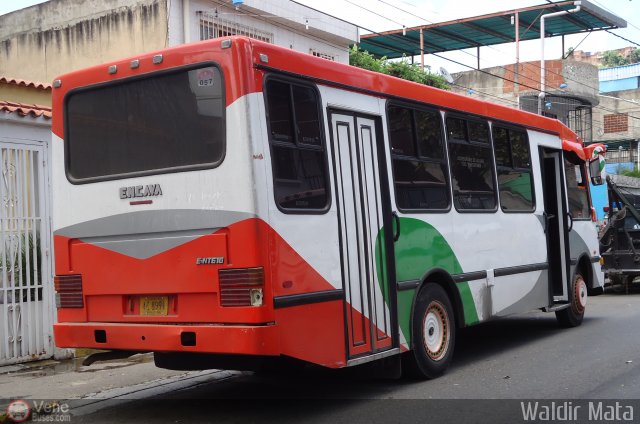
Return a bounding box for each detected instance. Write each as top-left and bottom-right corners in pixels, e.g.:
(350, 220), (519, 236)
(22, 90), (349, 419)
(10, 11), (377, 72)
(51, 37), (604, 378)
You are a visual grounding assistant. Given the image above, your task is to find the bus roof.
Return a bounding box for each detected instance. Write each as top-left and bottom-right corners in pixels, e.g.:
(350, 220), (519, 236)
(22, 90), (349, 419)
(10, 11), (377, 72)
(51, 36), (603, 160)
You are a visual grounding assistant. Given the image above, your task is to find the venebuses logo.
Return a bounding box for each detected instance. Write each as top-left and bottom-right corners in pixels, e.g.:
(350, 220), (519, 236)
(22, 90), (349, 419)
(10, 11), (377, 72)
(6, 399), (31, 422)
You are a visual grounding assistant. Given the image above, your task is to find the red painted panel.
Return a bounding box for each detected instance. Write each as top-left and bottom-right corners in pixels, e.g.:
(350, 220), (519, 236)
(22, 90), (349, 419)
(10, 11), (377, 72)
(275, 301), (346, 368)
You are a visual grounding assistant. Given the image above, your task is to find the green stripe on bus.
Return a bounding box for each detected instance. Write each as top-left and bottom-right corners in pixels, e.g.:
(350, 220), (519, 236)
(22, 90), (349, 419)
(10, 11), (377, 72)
(456, 281), (480, 326)
(375, 217), (480, 345)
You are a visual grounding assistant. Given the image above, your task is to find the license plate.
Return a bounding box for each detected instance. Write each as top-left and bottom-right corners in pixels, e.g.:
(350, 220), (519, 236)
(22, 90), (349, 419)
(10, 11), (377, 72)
(140, 296), (168, 316)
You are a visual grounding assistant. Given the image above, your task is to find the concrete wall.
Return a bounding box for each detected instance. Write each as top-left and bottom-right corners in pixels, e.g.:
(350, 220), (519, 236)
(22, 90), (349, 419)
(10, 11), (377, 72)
(0, 83), (51, 106)
(0, 0), (358, 97)
(451, 59), (599, 108)
(0, 0), (169, 83)
(593, 89), (640, 143)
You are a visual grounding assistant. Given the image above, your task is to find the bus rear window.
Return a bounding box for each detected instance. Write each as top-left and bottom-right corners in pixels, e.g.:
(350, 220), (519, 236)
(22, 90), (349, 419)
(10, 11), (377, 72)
(65, 65), (225, 182)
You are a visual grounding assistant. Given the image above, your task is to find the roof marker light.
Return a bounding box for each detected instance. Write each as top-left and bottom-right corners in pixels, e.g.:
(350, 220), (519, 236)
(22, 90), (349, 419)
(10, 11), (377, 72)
(53, 79), (62, 88)
(130, 59), (140, 69)
(108, 65), (117, 75)
(152, 54), (163, 64)
(221, 39), (232, 49)
(259, 53), (269, 63)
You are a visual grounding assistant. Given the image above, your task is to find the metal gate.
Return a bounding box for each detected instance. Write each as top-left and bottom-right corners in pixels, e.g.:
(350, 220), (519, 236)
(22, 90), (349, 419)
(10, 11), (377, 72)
(0, 140), (53, 365)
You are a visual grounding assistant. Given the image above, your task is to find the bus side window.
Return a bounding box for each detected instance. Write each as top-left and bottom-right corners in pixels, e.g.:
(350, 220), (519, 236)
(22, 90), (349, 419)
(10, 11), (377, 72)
(446, 117), (497, 212)
(265, 78), (329, 212)
(564, 158), (590, 220)
(492, 126), (535, 212)
(388, 104), (450, 211)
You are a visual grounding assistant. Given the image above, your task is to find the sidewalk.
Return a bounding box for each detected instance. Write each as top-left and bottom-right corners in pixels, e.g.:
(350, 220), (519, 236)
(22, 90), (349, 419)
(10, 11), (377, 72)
(0, 353), (193, 399)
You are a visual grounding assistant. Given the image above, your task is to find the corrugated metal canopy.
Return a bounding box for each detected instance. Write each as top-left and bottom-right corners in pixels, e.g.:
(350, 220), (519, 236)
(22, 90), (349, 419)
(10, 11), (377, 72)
(358, 0), (626, 59)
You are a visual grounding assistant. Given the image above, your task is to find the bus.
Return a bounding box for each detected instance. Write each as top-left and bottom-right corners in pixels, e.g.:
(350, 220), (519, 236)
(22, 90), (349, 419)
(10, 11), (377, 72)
(51, 36), (605, 378)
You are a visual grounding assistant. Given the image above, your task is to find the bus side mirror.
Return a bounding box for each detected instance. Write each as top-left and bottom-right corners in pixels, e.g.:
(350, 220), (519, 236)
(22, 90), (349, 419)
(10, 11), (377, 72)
(589, 158), (603, 185)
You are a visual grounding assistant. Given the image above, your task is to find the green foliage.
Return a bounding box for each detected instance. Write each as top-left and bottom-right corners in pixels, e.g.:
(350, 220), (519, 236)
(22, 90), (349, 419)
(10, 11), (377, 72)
(349, 46), (450, 90)
(620, 168), (640, 178)
(602, 50), (630, 67)
(0, 233), (42, 302)
(628, 48), (640, 65)
(564, 47), (575, 59)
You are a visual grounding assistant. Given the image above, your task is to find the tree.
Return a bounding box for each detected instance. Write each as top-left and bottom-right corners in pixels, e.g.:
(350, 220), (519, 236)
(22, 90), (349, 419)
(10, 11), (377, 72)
(349, 46), (450, 90)
(601, 50), (629, 67)
(627, 48), (640, 65)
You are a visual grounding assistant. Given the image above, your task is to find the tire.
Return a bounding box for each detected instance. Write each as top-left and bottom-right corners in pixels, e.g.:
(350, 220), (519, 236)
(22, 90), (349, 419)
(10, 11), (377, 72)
(405, 284), (456, 379)
(556, 271), (587, 328)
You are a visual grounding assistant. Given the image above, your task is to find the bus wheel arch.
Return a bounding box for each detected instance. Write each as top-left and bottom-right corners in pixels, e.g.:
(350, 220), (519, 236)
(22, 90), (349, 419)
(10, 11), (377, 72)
(556, 256), (590, 328)
(404, 270), (459, 379)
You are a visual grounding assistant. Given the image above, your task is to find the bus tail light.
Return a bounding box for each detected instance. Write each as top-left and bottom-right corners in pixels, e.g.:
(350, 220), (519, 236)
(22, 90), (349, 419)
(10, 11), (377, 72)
(591, 206), (597, 222)
(54, 274), (84, 308)
(218, 267), (264, 307)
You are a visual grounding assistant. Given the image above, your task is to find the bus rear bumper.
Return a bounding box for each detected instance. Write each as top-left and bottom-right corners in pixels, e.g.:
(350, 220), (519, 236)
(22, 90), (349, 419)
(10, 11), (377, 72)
(53, 322), (280, 356)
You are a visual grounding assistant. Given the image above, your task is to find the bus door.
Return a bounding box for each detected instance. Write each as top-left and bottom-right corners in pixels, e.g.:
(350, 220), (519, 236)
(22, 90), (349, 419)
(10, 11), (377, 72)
(329, 110), (396, 358)
(540, 148), (570, 303)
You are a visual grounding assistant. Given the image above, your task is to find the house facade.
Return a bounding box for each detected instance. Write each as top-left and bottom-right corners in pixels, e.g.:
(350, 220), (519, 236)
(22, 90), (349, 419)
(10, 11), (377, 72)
(0, 0), (358, 86)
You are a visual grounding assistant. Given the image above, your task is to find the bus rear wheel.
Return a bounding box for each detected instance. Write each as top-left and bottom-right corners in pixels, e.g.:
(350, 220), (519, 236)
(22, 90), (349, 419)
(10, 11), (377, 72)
(556, 271), (587, 328)
(405, 284), (456, 379)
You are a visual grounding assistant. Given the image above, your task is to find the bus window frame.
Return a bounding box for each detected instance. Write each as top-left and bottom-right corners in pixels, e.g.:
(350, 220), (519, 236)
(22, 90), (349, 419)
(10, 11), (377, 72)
(490, 122), (537, 214)
(63, 61), (226, 185)
(564, 152), (592, 222)
(385, 100), (452, 214)
(445, 112), (498, 214)
(263, 74), (331, 215)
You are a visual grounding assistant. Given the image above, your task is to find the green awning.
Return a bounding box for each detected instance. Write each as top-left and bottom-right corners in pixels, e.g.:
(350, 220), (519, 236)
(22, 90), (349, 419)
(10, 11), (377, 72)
(358, 0), (626, 59)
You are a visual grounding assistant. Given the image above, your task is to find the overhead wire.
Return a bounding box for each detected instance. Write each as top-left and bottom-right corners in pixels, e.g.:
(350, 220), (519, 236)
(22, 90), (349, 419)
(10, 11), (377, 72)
(342, 0), (640, 125)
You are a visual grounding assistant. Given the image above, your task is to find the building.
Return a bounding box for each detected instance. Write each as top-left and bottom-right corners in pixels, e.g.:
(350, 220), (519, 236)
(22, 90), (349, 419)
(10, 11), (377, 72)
(451, 59), (599, 144)
(0, 0), (358, 87)
(570, 46), (637, 67)
(0, 97), (68, 365)
(592, 62), (640, 172)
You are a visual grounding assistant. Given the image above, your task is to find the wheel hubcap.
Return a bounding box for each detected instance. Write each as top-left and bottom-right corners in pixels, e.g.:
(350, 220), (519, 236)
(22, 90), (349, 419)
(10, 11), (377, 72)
(423, 301), (449, 361)
(573, 275), (587, 314)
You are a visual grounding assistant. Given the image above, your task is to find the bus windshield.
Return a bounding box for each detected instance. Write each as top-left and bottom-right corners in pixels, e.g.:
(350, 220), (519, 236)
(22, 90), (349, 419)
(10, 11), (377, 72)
(65, 64), (225, 182)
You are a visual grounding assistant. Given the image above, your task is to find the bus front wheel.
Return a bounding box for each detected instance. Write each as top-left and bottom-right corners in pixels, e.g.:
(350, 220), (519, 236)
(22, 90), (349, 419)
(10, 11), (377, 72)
(556, 272), (587, 328)
(406, 284), (456, 379)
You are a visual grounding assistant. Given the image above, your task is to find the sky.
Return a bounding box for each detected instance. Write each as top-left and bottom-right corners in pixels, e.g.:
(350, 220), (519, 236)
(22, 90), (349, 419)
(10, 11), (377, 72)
(1, 0), (639, 73)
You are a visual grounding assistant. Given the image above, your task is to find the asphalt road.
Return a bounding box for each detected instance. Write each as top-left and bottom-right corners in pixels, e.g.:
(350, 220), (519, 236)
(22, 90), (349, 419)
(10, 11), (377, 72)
(53, 291), (640, 422)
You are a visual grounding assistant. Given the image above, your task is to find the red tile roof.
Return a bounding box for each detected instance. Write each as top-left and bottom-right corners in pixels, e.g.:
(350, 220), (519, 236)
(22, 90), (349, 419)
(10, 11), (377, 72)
(0, 101), (52, 119)
(0, 77), (52, 90)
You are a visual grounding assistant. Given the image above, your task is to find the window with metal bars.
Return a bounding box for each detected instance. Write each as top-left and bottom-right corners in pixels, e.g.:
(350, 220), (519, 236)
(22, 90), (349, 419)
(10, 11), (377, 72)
(198, 12), (273, 43)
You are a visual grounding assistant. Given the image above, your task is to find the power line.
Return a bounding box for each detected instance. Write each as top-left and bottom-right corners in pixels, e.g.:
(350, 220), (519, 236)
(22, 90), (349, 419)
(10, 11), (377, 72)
(605, 30), (640, 48)
(354, 0), (640, 122)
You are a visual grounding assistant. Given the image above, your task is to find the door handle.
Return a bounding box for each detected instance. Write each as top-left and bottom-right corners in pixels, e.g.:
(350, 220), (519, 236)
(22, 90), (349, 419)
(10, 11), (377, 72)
(566, 212), (573, 232)
(392, 211), (400, 242)
(543, 212), (555, 233)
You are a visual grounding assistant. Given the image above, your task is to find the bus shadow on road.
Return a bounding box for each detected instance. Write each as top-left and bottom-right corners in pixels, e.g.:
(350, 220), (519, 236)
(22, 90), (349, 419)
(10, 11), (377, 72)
(452, 313), (600, 368)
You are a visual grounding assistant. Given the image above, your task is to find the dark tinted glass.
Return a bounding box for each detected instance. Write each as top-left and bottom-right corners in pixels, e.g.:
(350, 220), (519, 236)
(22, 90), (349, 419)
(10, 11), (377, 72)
(449, 143), (496, 210)
(468, 120), (489, 144)
(415, 110), (443, 159)
(66, 65), (225, 181)
(493, 127), (510, 167)
(565, 160), (590, 219)
(393, 159), (449, 209)
(266, 80), (294, 143)
(510, 130), (531, 168)
(388, 106), (415, 156)
(272, 146), (328, 209)
(446, 117), (466, 141)
(293, 85), (321, 146)
(266, 79), (328, 211)
(498, 170), (534, 211)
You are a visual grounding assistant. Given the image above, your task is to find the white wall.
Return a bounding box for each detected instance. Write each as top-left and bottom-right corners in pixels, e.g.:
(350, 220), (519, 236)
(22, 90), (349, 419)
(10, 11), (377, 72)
(169, 0), (358, 64)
